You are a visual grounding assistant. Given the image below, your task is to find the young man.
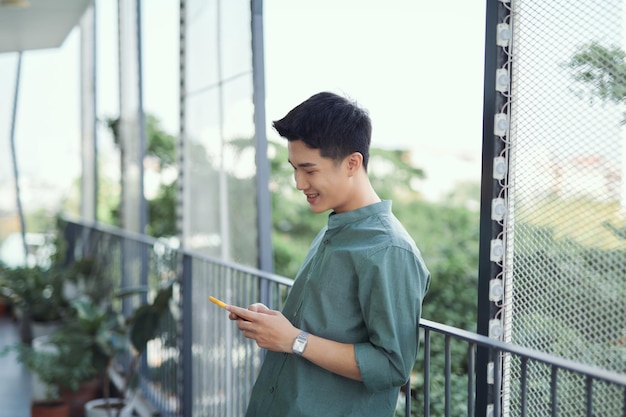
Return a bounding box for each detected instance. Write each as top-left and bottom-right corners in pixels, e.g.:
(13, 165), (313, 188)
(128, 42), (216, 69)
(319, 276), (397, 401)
(228, 91), (430, 417)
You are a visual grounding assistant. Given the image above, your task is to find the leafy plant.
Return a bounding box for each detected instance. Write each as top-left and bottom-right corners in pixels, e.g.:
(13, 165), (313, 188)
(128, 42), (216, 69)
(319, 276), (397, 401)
(1, 290), (124, 402)
(2, 276), (174, 417)
(6, 339), (96, 400)
(0, 264), (68, 323)
(87, 280), (175, 415)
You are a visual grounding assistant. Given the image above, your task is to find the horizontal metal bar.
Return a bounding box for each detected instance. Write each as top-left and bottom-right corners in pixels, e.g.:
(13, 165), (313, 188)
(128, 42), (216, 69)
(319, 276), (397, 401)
(64, 218), (294, 286)
(419, 319), (626, 387)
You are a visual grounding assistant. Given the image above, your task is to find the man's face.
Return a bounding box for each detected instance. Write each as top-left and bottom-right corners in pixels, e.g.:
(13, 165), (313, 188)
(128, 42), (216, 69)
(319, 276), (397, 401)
(287, 139), (353, 214)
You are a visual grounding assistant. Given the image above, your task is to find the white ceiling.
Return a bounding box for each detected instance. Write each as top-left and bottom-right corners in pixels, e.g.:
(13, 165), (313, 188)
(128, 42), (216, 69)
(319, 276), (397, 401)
(0, 0), (93, 53)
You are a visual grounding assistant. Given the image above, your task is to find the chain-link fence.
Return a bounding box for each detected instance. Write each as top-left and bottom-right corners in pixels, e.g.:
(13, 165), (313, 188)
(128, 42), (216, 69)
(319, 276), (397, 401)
(498, 0), (626, 415)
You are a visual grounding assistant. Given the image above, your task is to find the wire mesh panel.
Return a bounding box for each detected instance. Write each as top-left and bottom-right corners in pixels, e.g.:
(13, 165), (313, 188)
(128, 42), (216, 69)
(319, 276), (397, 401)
(502, 0), (626, 415)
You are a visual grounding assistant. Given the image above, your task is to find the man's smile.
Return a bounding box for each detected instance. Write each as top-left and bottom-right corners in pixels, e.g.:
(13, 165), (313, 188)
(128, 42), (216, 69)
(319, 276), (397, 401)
(306, 193), (319, 203)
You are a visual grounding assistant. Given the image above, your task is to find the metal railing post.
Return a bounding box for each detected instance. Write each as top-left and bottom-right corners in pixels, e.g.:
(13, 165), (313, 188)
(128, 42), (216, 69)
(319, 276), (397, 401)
(181, 253), (193, 417)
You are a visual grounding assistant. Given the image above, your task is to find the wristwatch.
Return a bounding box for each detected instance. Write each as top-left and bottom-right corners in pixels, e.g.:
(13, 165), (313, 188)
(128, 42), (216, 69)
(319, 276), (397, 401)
(292, 331), (309, 356)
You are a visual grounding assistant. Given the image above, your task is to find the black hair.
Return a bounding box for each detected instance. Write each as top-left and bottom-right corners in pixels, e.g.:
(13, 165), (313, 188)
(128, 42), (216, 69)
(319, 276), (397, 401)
(272, 92), (372, 170)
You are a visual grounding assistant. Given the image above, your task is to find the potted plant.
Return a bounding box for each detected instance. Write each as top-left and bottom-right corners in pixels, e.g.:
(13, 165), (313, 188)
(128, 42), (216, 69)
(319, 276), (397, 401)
(0, 290), (9, 317)
(1, 301), (115, 417)
(83, 279), (175, 417)
(0, 264), (69, 342)
(0, 265), (10, 317)
(31, 399), (70, 417)
(6, 334), (98, 417)
(48, 297), (124, 417)
(0, 241), (122, 417)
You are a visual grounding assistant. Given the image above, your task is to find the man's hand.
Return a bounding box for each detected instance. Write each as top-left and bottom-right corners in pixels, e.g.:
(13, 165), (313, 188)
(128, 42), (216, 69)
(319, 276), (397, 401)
(226, 303), (362, 381)
(227, 304), (300, 353)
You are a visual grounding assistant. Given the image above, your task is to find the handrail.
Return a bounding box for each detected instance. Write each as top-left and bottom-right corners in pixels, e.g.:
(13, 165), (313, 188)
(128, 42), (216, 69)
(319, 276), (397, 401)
(419, 318), (626, 387)
(63, 216), (294, 286)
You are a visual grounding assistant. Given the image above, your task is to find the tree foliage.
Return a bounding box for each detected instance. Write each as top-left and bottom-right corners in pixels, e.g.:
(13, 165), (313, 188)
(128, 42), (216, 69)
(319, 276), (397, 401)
(569, 41), (626, 122)
(105, 114), (178, 237)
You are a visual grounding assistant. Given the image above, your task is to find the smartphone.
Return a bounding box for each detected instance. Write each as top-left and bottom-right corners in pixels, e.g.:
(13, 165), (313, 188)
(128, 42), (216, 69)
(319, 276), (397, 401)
(209, 296), (250, 321)
(208, 295), (228, 309)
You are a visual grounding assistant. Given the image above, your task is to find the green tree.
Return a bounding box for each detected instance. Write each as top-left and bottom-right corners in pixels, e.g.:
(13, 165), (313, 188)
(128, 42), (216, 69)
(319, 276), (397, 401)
(569, 41), (626, 122)
(105, 114), (178, 237)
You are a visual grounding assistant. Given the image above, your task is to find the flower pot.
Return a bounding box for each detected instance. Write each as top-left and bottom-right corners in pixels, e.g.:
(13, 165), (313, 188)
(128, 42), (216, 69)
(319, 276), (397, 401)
(31, 399), (70, 417)
(31, 319), (63, 339)
(84, 398), (133, 417)
(31, 335), (59, 401)
(60, 378), (102, 417)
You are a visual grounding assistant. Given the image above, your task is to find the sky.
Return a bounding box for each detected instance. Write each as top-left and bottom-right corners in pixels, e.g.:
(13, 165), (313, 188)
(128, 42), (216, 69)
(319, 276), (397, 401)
(0, 0), (487, 214)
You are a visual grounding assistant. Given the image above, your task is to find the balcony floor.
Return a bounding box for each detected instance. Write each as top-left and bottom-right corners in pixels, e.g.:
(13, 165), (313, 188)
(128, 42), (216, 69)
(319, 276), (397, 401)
(0, 314), (31, 417)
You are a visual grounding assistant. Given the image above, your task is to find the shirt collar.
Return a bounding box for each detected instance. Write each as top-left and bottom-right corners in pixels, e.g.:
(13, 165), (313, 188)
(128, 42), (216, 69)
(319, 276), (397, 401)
(327, 200), (391, 230)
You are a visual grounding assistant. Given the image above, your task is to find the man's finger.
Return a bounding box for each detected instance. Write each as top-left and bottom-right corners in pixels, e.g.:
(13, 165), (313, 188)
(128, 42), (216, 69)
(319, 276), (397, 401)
(227, 305), (257, 322)
(249, 302), (269, 313)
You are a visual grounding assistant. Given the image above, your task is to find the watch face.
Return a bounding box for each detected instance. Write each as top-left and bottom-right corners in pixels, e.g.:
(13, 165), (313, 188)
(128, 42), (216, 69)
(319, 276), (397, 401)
(294, 339), (306, 352)
(293, 332), (308, 354)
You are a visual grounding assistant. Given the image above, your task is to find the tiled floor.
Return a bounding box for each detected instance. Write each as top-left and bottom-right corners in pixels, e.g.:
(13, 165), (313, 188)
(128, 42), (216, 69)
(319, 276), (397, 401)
(0, 316), (31, 417)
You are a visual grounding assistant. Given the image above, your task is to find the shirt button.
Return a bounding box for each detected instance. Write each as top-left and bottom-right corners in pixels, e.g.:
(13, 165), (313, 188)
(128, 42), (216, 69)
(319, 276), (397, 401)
(269, 386), (275, 393)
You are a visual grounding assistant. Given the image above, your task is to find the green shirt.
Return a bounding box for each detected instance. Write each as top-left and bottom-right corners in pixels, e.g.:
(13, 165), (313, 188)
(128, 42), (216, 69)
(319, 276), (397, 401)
(245, 201), (430, 417)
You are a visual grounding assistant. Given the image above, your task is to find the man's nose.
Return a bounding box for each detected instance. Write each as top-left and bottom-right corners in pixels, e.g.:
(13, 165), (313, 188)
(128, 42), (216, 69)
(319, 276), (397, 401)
(294, 171), (308, 190)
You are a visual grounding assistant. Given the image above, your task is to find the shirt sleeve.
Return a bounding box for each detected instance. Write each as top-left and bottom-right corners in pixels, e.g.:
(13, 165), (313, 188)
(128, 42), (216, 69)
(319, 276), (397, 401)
(353, 245), (430, 392)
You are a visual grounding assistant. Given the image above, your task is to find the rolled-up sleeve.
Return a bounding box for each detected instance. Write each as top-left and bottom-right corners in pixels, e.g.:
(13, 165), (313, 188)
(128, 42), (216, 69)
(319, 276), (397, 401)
(353, 245), (430, 392)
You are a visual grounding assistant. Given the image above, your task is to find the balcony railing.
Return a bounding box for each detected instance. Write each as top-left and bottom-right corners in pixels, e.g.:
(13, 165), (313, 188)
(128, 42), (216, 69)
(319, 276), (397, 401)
(62, 219), (626, 417)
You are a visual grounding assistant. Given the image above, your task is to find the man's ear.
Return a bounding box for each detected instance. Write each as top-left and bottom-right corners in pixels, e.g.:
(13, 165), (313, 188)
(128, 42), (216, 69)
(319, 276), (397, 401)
(346, 152), (363, 175)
